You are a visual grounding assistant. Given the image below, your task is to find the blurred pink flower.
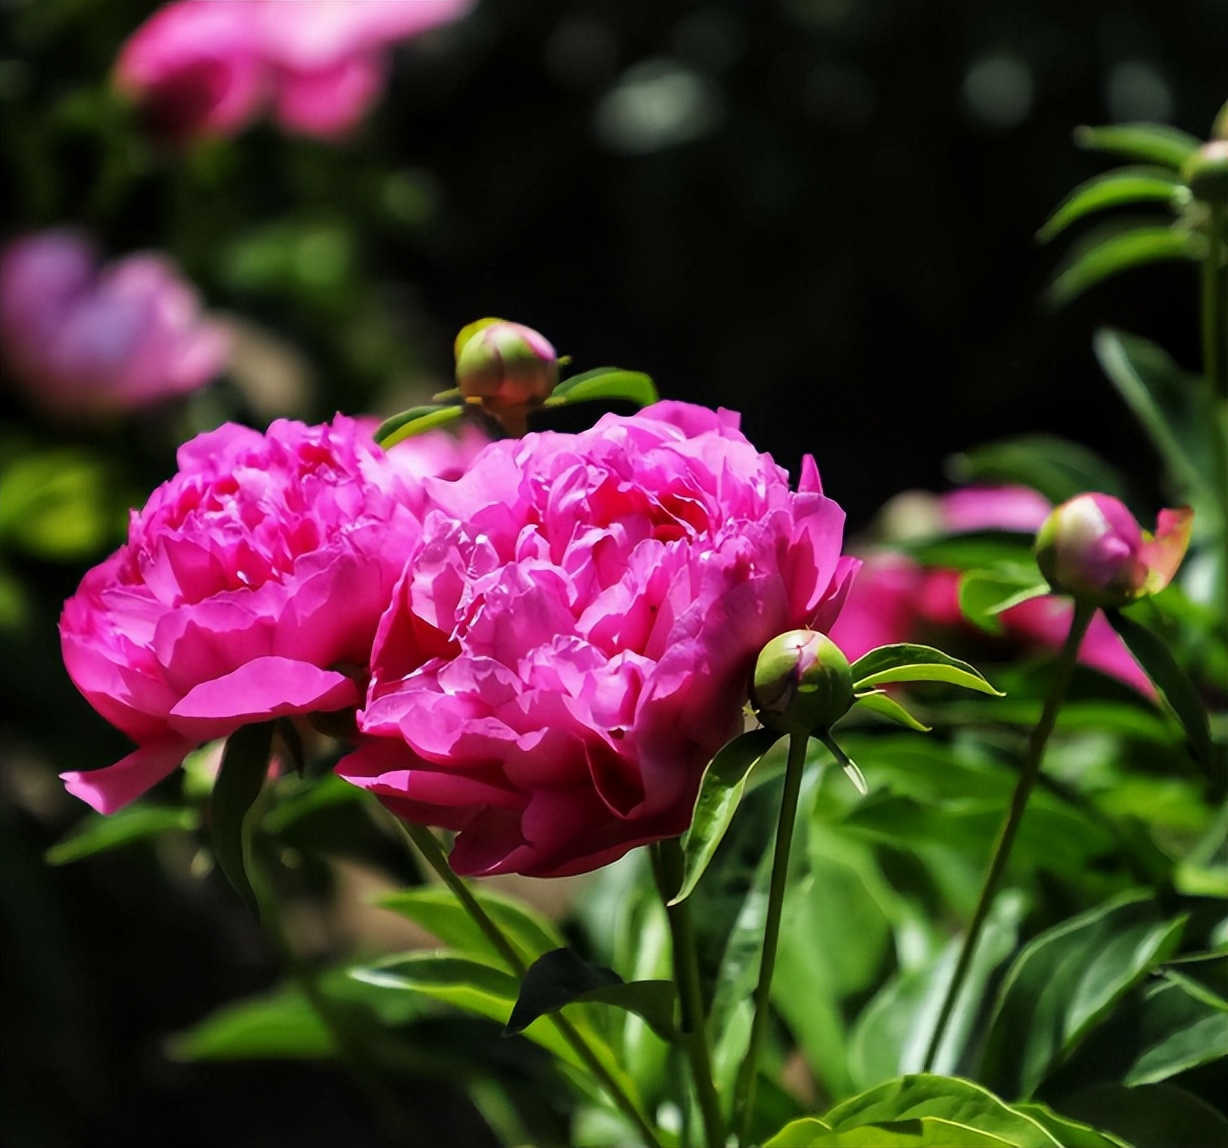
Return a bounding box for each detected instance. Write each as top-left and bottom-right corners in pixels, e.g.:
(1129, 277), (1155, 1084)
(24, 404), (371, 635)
(0, 230), (227, 419)
(116, 0), (473, 141)
(59, 416), (481, 814)
(337, 401), (859, 878)
(828, 485), (1154, 693)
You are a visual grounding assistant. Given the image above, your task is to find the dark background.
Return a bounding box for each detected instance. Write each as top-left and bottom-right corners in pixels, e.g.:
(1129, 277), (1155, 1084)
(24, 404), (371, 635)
(1, 1), (1225, 1145)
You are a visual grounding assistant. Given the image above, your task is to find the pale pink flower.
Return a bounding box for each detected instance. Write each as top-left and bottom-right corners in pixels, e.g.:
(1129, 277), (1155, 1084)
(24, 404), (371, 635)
(336, 402), (859, 878)
(59, 416), (481, 813)
(0, 231), (227, 419)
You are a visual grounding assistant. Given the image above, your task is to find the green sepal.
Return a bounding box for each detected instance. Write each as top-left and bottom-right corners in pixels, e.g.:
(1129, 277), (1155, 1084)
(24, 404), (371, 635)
(851, 690), (931, 732)
(1074, 122), (1203, 170)
(1046, 223), (1201, 307)
(505, 948), (678, 1042)
(211, 721), (275, 916)
(547, 367), (658, 409)
(850, 643), (1003, 696)
(1105, 608), (1215, 770)
(958, 569), (1048, 635)
(374, 404), (465, 449)
(46, 805), (199, 866)
(1038, 166), (1184, 242)
(670, 726), (782, 905)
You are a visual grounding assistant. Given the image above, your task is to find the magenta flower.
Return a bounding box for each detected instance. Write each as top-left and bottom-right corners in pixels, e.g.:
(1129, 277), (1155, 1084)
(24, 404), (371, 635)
(1035, 493), (1193, 607)
(59, 416), (481, 814)
(827, 485), (1157, 693)
(336, 402), (859, 878)
(115, 0), (473, 142)
(0, 231), (227, 420)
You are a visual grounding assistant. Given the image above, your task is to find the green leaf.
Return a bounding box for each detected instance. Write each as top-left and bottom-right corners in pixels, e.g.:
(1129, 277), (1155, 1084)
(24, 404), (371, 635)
(46, 805), (199, 865)
(671, 727), (782, 905)
(958, 570), (1048, 635)
(376, 886), (565, 966)
(1046, 224), (1201, 306)
(374, 404), (465, 449)
(0, 447), (122, 560)
(1038, 166), (1184, 242)
(850, 644), (1003, 696)
(1060, 1082), (1228, 1148)
(1105, 609), (1214, 769)
(821, 1075), (1061, 1147)
(980, 892), (1188, 1099)
(808, 1118), (1019, 1146)
(170, 984), (336, 1061)
(949, 436), (1128, 505)
(1074, 122), (1203, 169)
(851, 690), (932, 732)
(764, 1118), (834, 1148)
(547, 367), (658, 409)
(1093, 328), (1221, 509)
(210, 722), (275, 915)
(1123, 976), (1228, 1085)
(1011, 1104), (1130, 1148)
(505, 948), (677, 1041)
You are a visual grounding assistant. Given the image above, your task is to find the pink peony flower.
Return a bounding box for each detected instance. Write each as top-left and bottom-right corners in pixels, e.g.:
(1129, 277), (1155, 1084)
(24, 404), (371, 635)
(59, 416), (482, 814)
(0, 231), (228, 420)
(336, 401), (859, 878)
(828, 486), (1155, 693)
(115, 0), (473, 142)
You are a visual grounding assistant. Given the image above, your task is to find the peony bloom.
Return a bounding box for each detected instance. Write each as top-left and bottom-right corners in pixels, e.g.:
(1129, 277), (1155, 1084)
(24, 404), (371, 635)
(828, 486), (1155, 693)
(115, 0), (473, 142)
(0, 231), (227, 420)
(1035, 493), (1192, 607)
(336, 401), (859, 878)
(59, 416), (482, 814)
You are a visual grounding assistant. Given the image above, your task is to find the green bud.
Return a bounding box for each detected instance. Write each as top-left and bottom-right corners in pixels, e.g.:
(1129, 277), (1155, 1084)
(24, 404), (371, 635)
(752, 630), (854, 736)
(1182, 140), (1228, 206)
(455, 318), (559, 436)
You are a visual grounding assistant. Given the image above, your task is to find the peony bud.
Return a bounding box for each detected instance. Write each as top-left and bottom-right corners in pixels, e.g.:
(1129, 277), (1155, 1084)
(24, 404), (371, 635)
(752, 629), (854, 736)
(455, 318), (558, 435)
(1182, 140), (1228, 206)
(1034, 493), (1192, 608)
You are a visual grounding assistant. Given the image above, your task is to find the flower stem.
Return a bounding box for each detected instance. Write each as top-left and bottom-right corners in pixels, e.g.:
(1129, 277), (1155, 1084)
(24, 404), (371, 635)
(921, 600), (1095, 1072)
(733, 730), (809, 1146)
(652, 839), (725, 1148)
(393, 818), (663, 1148)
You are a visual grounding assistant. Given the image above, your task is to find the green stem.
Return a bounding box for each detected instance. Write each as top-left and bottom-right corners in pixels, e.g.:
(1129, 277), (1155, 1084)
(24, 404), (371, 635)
(921, 600), (1095, 1072)
(394, 818), (663, 1148)
(652, 839), (725, 1148)
(733, 731), (809, 1146)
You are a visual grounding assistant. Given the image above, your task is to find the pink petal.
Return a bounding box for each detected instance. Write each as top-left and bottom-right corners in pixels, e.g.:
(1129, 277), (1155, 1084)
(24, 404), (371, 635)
(61, 739), (194, 814)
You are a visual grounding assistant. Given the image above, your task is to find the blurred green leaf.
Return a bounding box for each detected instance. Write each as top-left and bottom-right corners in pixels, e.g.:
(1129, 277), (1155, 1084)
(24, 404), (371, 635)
(375, 404), (466, 448)
(46, 805), (199, 865)
(671, 727), (782, 905)
(949, 437), (1128, 505)
(981, 892), (1187, 1098)
(0, 448), (122, 560)
(958, 569), (1048, 635)
(1122, 975), (1228, 1085)
(850, 644), (1003, 695)
(505, 948), (677, 1041)
(171, 984), (336, 1062)
(1059, 1082), (1228, 1148)
(1038, 167), (1184, 242)
(1074, 123), (1203, 170)
(210, 722), (275, 916)
(1046, 223), (1201, 307)
(548, 367), (658, 408)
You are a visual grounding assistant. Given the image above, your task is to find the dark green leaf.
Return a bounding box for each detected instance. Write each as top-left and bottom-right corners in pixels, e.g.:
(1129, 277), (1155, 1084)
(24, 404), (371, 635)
(505, 948), (678, 1041)
(1038, 167), (1184, 241)
(262, 772), (369, 834)
(851, 690), (931, 732)
(850, 644), (1003, 696)
(1011, 1104), (1130, 1148)
(1123, 976), (1228, 1085)
(958, 570), (1048, 635)
(1106, 609), (1214, 770)
(211, 722), (275, 915)
(1046, 225), (1201, 306)
(375, 404), (465, 448)
(46, 805), (200, 865)
(1060, 1082), (1228, 1148)
(671, 726), (782, 905)
(948, 436), (1128, 504)
(1074, 123), (1203, 169)
(548, 367), (658, 408)
(981, 892), (1187, 1098)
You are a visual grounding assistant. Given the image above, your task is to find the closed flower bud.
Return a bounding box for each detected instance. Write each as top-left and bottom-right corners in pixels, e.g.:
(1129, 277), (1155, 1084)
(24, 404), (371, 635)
(752, 629), (854, 736)
(1034, 493), (1192, 608)
(455, 319), (558, 435)
(1182, 140), (1228, 206)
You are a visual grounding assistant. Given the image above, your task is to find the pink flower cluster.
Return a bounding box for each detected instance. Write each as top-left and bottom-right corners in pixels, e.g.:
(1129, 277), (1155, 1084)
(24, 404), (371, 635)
(828, 485), (1152, 693)
(60, 402), (857, 877)
(0, 231), (227, 420)
(116, 0), (472, 142)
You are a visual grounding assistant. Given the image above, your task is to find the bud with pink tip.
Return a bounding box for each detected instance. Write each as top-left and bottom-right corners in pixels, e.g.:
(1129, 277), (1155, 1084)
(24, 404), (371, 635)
(455, 319), (559, 435)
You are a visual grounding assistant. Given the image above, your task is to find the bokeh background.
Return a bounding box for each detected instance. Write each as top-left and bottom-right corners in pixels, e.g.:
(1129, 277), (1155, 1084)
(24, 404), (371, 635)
(1, 1), (1225, 1145)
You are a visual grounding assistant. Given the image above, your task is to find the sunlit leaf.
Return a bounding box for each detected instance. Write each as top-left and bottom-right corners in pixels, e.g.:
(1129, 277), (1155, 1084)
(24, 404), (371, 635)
(1046, 224), (1201, 306)
(548, 367), (658, 408)
(850, 644), (1003, 696)
(1073, 123), (1203, 170)
(1038, 167), (1184, 242)
(1011, 1103), (1130, 1148)
(374, 404), (466, 448)
(46, 805), (199, 866)
(851, 690), (932, 732)
(671, 727), (782, 905)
